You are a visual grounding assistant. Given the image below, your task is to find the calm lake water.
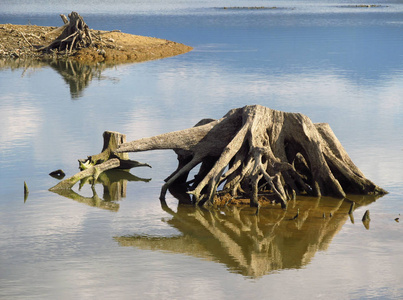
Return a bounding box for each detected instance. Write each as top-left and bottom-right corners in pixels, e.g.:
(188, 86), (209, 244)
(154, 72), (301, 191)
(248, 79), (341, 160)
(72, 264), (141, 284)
(1, 0), (403, 299)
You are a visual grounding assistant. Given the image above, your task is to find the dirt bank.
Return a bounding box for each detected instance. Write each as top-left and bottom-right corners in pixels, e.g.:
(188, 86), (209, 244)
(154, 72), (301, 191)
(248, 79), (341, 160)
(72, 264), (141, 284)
(0, 24), (193, 64)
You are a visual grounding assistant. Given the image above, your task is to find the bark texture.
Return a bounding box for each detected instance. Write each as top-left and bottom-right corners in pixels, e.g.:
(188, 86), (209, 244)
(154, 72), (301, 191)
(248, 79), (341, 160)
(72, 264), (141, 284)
(117, 105), (386, 207)
(49, 131), (150, 191)
(40, 12), (92, 53)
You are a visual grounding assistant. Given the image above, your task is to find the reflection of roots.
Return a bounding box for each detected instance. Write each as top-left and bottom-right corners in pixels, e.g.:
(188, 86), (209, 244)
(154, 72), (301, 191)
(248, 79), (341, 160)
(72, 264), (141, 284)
(117, 105), (387, 207)
(51, 185), (120, 212)
(50, 169), (151, 211)
(116, 195), (378, 277)
(47, 59), (105, 98)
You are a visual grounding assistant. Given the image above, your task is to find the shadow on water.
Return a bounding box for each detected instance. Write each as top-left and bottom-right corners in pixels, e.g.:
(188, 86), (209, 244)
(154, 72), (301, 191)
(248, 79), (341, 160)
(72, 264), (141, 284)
(50, 169), (151, 212)
(115, 194), (382, 278)
(0, 57), (119, 99)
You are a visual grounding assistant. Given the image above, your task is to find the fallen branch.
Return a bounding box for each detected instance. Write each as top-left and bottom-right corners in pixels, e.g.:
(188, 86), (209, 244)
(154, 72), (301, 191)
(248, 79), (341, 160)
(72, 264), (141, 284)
(97, 30), (122, 35)
(49, 131), (150, 191)
(49, 158), (120, 190)
(17, 30), (33, 48)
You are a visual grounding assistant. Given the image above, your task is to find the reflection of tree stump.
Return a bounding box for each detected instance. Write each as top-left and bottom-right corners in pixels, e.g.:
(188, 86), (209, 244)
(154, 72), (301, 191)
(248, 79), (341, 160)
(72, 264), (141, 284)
(115, 195), (378, 277)
(50, 169), (151, 211)
(116, 105), (387, 207)
(40, 12), (92, 53)
(47, 59), (104, 98)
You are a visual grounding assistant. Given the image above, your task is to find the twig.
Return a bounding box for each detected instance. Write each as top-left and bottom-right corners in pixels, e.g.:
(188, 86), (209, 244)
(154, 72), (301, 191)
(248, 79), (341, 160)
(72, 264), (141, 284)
(18, 30), (33, 48)
(96, 30), (121, 36)
(45, 24), (68, 36)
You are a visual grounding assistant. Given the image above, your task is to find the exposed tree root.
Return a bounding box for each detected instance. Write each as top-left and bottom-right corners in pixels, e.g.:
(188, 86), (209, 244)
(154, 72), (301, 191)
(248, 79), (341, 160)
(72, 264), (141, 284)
(39, 12), (92, 54)
(116, 105), (387, 208)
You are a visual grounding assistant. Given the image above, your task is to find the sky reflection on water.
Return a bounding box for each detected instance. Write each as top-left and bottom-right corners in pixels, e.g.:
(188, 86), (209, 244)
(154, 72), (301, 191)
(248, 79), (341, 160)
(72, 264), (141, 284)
(1, 1), (403, 299)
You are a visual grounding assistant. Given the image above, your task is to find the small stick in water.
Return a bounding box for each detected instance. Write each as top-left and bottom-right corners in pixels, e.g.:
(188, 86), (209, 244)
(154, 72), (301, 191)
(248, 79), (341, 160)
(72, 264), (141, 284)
(24, 181), (29, 202)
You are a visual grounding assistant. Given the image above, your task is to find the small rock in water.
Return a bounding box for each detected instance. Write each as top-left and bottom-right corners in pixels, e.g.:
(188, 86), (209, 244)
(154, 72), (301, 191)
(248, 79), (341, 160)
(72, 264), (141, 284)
(49, 169), (66, 179)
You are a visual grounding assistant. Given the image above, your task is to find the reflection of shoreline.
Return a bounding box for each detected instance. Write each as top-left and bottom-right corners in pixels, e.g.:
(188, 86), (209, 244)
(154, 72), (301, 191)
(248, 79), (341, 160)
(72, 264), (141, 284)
(0, 57), (117, 99)
(116, 195), (380, 278)
(47, 59), (110, 99)
(50, 169), (151, 212)
(48, 59), (114, 99)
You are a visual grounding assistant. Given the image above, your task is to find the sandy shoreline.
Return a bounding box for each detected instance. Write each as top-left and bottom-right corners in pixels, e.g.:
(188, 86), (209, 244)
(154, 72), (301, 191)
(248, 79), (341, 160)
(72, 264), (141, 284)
(0, 24), (193, 64)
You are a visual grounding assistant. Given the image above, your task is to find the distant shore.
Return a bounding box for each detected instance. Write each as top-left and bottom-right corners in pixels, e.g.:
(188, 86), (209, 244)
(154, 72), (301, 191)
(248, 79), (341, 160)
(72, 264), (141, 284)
(0, 24), (193, 64)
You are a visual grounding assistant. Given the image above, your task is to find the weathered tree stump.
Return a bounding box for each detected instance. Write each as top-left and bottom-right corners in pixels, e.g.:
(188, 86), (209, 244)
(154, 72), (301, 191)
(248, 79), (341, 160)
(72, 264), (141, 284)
(49, 131), (150, 191)
(79, 131), (151, 170)
(49, 158), (120, 190)
(116, 105), (387, 207)
(40, 11), (93, 53)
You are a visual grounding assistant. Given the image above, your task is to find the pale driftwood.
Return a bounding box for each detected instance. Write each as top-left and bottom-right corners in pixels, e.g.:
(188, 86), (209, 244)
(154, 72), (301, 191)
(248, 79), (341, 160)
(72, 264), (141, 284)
(49, 131), (150, 191)
(60, 14), (69, 24)
(116, 105), (387, 207)
(17, 30), (33, 48)
(78, 131), (151, 170)
(96, 30), (122, 36)
(49, 158), (120, 190)
(40, 11), (92, 53)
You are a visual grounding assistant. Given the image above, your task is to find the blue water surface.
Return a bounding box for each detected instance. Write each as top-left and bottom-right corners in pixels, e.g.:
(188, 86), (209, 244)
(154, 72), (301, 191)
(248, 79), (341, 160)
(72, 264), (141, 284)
(0, 1), (402, 299)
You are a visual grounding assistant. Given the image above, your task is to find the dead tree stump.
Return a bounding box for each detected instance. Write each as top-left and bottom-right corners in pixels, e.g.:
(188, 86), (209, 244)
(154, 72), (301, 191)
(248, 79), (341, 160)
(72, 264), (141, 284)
(40, 11), (93, 53)
(49, 131), (150, 191)
(116, 105), (387, 207)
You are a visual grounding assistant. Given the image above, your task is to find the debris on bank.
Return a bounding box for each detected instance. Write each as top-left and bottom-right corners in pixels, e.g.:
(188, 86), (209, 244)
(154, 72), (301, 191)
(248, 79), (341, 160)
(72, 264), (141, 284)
(0, 12), (192, 64)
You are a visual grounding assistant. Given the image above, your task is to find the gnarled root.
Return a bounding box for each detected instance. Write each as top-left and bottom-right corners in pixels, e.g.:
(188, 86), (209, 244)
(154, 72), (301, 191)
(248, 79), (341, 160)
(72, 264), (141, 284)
(116, 105), (387, 207)
(39, 12), (92, 54)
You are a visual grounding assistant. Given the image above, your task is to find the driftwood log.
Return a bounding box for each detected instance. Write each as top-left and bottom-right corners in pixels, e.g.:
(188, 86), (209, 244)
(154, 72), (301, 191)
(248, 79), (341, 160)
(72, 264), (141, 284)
(49, 131), (150, 191)
(115, 105), (386, 207)
(39, 11), (92, 53)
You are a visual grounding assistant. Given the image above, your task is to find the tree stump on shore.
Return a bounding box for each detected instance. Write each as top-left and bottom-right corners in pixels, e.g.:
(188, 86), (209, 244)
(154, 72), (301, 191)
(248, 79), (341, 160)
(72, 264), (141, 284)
(116, 105), (387, 207)
(40, 11), (92, 53)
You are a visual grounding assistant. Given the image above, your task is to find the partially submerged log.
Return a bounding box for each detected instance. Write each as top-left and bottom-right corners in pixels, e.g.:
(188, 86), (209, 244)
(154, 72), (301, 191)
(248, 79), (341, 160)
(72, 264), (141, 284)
(39, 12), (92, 53)
(49, 158), (120, 190)
(116, 105), (387, 207)
(49, 131), (150, 191)
(78, 131), (150, 170)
